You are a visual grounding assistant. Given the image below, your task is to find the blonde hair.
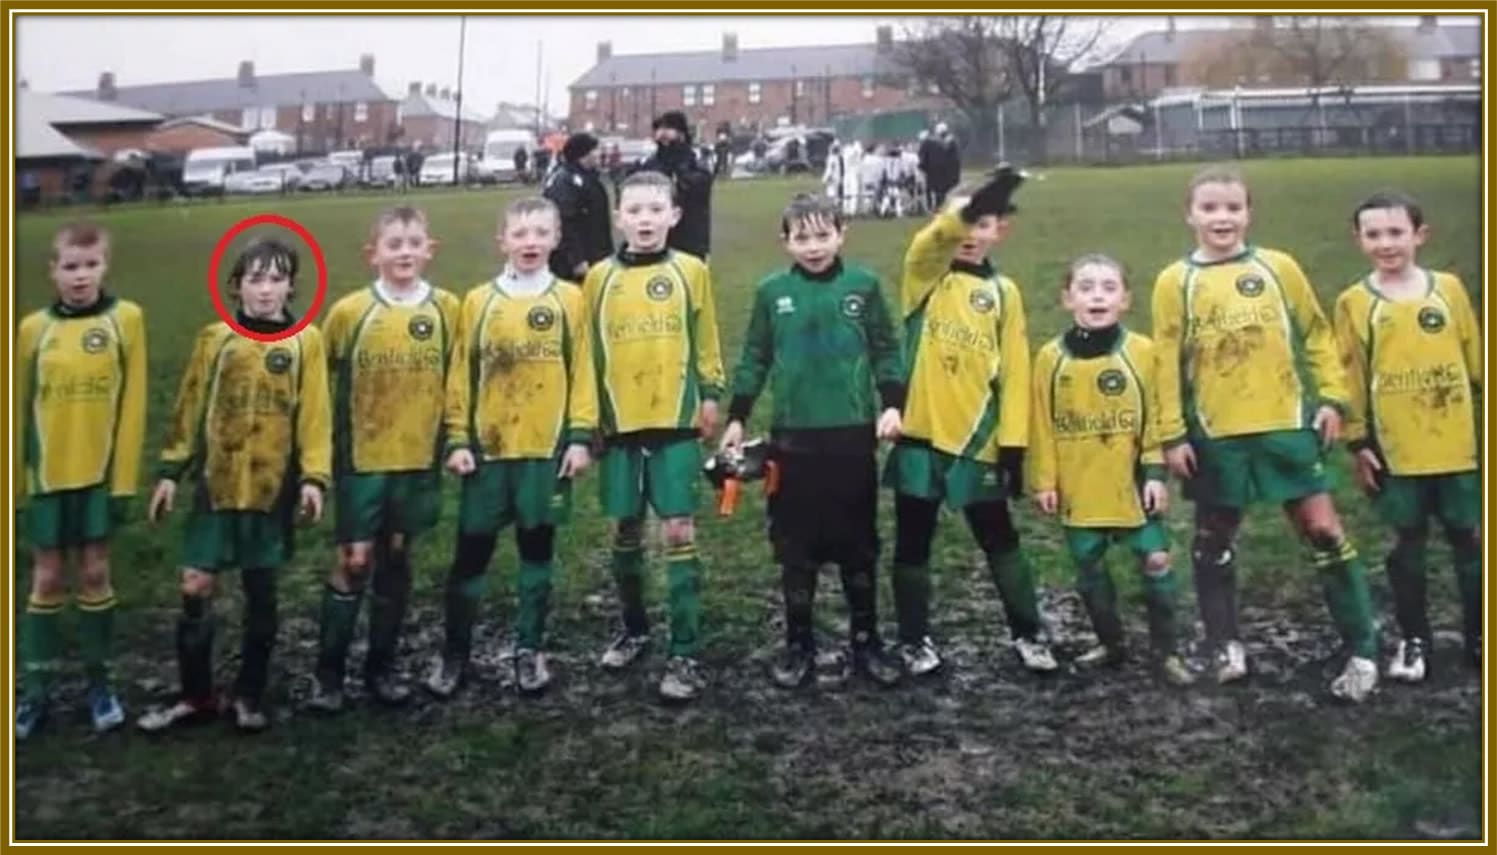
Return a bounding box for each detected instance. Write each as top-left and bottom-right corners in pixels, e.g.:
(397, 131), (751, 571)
(1186, 164), (1252, 206)
(51, 221), (109, 260)
(1063, 253), (1129, 290)
(369, 205), (429, 241)
(503, 196), (560, 228)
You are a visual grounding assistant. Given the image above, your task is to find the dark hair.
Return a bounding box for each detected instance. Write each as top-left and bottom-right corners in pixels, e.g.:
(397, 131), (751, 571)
(227, 238), (299, 302)
(1186, 164), (1252, 207)
(1352, 190), (1425, 231)
(779, 193), (843, 237)
(51, 221), (109, 259)
(617, 170), (676, 206)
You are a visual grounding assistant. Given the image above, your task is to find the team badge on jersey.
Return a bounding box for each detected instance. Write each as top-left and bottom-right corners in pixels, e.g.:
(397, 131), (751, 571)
(1097, 368), (1128, 396)
(968, 288), (996, 314)
(81, 328), (110, 353)
(840, 293), (867, 319)
(265, 347), (294, 375)
(646, 276), (674, 302)
(775, 296), (795, 315)
(408, 315), (435, 341)
(1235, 273), (1266, 297)
(527, 305), (557, 331)
(1418, 306), (1447, 333)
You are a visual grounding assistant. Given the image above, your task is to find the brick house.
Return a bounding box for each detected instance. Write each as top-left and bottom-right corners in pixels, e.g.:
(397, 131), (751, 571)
(1100, 15), (1481, 101)
(568, 25), (938, 137)
(398, 82), (488, 152)
(67, 55), (400, 152)
(17, 88), (162, 198)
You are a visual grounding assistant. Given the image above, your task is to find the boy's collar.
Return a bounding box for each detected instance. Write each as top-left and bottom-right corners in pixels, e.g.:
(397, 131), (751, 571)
(617, 246), (670, 266)
(949, 258), (995, 278)
(1187, 244), (1253, 267)
(792, 257), (844, 282)
(236, 310), (296, 334)
(1063, 323), (1123, 358)
(51, 291), (116, 318)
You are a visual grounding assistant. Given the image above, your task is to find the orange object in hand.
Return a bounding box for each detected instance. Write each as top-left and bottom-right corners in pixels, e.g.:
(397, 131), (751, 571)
(719, 478), (741, 516)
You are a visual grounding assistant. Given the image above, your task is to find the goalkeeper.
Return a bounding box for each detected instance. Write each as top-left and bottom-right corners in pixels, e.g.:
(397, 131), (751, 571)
(719, 192), (906, 690)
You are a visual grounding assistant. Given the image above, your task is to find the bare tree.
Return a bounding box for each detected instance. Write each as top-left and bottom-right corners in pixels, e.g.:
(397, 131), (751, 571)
(892, 17), (1015, 160)
(995, 16), (1109, 163)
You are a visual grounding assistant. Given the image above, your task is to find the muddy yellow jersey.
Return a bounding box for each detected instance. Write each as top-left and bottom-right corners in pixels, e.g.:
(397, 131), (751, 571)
(159, 322), (332, 512)
(14, 297), (147, 502)
(899, 211), (1029, 463)
(323, 286), (459, 474)
(445, 277), (597, 461)
(1029, 330), (1165, 528)
(1151, 247), (1347, 442)
(582, 250), (725, 436)
(1334, 270), (1482, 476)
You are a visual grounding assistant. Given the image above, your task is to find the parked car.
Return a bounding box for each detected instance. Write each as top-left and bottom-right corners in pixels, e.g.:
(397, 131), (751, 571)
(364, 155), (400, 188)
(182, 145), (257, 196)
(257, 162), (305, 190)
(481, 129), (538, 183)
(224, 169), (284, 195)
(419, 153), (470, 186)
(300, 162), (352, 191)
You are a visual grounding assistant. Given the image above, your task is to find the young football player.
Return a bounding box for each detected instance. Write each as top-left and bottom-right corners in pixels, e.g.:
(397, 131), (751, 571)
(1029, 254), (1193, 685)
(582, 170), (725, 702)
(1334, 191), (1482, 680)
(885, 167), (1057, 678)
(308, 206), (459, 712)
(427, 197), (596, 699)
(721, 192), (906, 689)
(139, 238), (331, 732)
(1152, 165), (1379, 702)
(15, 222), (147, 738)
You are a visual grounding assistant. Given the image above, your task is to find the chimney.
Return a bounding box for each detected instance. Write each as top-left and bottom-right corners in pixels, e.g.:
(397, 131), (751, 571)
(1418, 15), (1437, 33)
(97, 71), (117, 101)
(1166, 15), (1176, 41)
(876, 25), (893, 54)
(723, 33), (738, 62)
(237, 60), (255, 89)
(360, 54), (376, 76)
(425, 83), (438, 96)
(440, 87), (451, 100)
(409, 81), (422, 95)
(597, 41), (612, 62)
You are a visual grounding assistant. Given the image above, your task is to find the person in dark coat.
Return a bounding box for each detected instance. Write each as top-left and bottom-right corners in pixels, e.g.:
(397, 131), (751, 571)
(635, 110), (715, 260)
(513, 146), (530, 183)
(543, 132), (614, 281)
(927, 122), (962, 208)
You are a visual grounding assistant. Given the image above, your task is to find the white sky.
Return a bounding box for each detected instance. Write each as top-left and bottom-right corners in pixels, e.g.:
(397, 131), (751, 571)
(15, 14), (1447, 117)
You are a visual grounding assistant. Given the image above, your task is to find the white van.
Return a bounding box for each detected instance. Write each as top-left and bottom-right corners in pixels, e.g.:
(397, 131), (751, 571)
(481, 129), (537, 183)
(183, 145), (257, 196)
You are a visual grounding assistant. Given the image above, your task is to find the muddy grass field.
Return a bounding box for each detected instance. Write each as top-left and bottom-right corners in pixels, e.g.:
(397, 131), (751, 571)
(11, 159), (1485, 839)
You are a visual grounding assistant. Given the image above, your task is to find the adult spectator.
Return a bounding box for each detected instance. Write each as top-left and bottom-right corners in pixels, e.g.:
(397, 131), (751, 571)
(714, 132), (732, 178)
(636, 110), (714, 260)
(543, 132), (613, 281)
(513, 146), (530, 183)
(927, 122), (962, 208)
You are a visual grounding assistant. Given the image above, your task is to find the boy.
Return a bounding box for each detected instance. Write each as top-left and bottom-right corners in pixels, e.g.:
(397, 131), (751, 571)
(885, 167), (1056, 677)
(720, 193), (906, 689)
(1029, 254), (1193, 685)
(139, 239), (331, 732)
(1334, 191), (1482, 680)
(308, 207), (460, 712)
(582, 170), (725, 702)
(14, 222), (147, 738)
(427, 197), (596, 698)
(1152, 165), (1379, 702)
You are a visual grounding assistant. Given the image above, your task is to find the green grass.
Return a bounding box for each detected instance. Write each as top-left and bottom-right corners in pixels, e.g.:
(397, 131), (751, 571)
(12, 157), (1484, 840)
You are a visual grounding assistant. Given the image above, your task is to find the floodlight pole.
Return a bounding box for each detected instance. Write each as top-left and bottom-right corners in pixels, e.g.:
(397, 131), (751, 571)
(453, 15), (468, 184)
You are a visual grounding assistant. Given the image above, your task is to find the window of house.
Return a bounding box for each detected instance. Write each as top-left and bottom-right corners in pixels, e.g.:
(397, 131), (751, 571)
(326, 104), (337, 119)
(1120, 67), (1133, 87)
(927, 82), (940, 95)
(585, 89), (597, 109)
(683, 84), (697, 106)
(1470, 58), (1482, 78)
(794, 79), (805, 97)
(748, 81), (761, 104)
(354, 102), (368, 123)
(702, 84), (715, 106)
(1409, 58), (1441, 81)
(259, 106), (276, 129)
(862, 76), (874, 98)
(301, 102), (315, 122)
(241, 107), (257, 128)
(621, 87), (630, 98)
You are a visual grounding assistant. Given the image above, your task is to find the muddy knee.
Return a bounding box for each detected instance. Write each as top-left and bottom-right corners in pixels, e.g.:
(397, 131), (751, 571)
(180, 569), (217, 599)
(337, 544), (374, 587)
(661, 517), (695, 548)
(1142, 551), (1172, 577)
(29, 551), (66, 599)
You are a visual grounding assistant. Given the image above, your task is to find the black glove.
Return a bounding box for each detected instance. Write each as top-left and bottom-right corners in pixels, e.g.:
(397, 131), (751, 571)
(998, 446), (1025, 497)
(960, 164), (1024, 223)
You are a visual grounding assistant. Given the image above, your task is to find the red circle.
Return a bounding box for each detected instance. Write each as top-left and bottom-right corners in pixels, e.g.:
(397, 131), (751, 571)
(207, 213), (329, 343)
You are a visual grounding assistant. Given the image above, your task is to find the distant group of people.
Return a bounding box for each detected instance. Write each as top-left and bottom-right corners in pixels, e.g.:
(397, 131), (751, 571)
(821, 122), (962, 220)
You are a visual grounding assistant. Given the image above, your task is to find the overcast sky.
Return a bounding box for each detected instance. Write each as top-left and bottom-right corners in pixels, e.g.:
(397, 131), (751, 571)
(16, 14), (1450, 117)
